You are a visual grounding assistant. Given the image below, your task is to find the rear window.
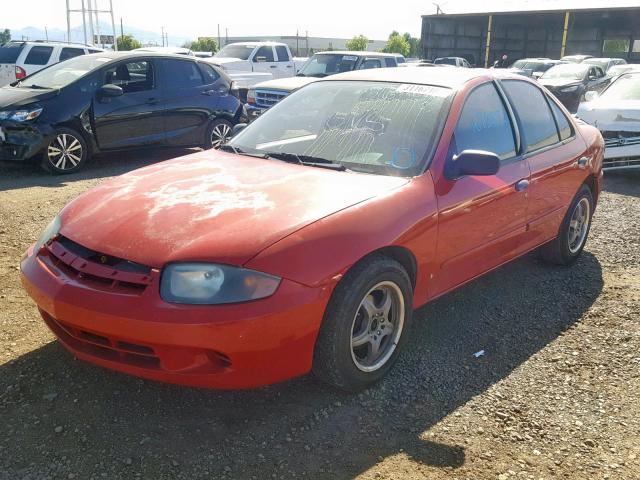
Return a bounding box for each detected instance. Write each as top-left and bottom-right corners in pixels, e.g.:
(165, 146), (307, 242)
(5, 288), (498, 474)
(25, 46), (53, 65)
(163, 59), (203, 89)
(385, 58), (397, 67)
(60, 47), (85, 61)
(0, 42), (25, 63)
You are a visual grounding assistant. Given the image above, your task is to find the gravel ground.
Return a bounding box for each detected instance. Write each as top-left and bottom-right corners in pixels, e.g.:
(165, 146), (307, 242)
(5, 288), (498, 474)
(0, 153), (638, 480)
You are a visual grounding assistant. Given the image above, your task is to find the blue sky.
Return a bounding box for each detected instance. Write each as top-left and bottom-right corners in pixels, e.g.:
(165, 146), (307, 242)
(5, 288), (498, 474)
(3, 0), (640, 40)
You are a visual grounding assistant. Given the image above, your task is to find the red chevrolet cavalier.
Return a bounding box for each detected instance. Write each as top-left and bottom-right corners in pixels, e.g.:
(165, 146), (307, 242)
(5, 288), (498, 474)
(21, 68), (603, 391)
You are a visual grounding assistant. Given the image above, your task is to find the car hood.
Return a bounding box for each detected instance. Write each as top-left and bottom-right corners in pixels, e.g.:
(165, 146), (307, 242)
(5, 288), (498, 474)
(577, 100), (640, 131)
(254, 76), (317, 93)
(209, 57), (245, 66)
(0, 86), (58, 109)
(60, 151), (409, 268)
(539, 78), (582, 89)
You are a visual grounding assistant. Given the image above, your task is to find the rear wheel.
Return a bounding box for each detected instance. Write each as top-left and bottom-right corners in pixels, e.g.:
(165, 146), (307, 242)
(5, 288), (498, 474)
(539, 184), (593, 265)
(41, 128), (88, 174)
(204, 119), (233, 150)
(313, 256), (413, 391)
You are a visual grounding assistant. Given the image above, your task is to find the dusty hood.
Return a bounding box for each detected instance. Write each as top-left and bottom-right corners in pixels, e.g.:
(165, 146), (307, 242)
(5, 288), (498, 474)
(60, 151), (408, 268)
(577, 100), (640, 131)
(539, 78), (582, 89)
(0, 86), (58, 109)
(254, 76), (317, 93)
(209, 57), (244, 65)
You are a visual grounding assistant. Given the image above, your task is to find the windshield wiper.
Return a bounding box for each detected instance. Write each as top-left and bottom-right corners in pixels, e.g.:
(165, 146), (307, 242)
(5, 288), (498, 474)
(264, 152), (347, 171)
(218, 144), (270, 159)
(23, 84), (50, 90)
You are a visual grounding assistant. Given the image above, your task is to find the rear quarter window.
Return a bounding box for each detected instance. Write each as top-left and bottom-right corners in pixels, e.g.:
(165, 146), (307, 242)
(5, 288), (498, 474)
(60, 47), (85, 61)
(385, 58), (397, 67)
(548, 100), (573, 141)
(0, 43), (25, 63)
(24, 46), (54, 65)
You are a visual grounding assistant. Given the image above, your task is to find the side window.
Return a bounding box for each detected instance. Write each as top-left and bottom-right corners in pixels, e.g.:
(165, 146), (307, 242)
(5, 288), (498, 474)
(163, 60), (204, 89)
(254, 46), (274, 62)
(275, 46), (290, 62)
(199, 63), (220, 84)
(502, 80), (560, 152)
(453, 82), (516, 161)
(24, 46), (53, 65)
(60, 47), (85, 61)
(548, 99), (573, 141)
(88, 49), (102, 54)
(359, 58), (382, 70)
(384, 58), (397, 67)
(104, 60), (154, 93)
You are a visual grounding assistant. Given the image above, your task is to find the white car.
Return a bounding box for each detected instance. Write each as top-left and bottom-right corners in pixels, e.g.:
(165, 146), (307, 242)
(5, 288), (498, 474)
(0, 40), (103, 87)
(134, 46), (194, 56)
(210, 42), (301, 79)
(577, 72), (640, 170)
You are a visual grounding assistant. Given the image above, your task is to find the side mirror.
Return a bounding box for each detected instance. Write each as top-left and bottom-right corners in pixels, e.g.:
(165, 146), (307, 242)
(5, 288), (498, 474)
(98, 84), (123, 99)
(532, 71), (543, 79)
(584, 90), (599, 102)
(231, 123), (247, 137)
(448, 150), (500, 178)
(254, 56), (267, 63)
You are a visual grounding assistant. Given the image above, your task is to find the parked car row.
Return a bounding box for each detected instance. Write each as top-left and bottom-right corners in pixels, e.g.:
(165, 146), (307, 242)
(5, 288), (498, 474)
(20, 67), (604, 391)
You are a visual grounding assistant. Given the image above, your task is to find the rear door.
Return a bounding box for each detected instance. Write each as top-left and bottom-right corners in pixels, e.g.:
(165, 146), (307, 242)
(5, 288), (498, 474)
(93, 58), (166, 149)
(432, 81), (530, 297)
(274, 45), (295, 78)
(160, 58), (213, 146)
(0, 42), (24, 86)
(21, 45), (54, 76)
(358, 57), (384, 70)
(500, 79), (586, 247)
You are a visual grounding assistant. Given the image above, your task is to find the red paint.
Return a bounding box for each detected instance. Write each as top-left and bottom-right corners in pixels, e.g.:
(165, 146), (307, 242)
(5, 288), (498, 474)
(21, 73), (603, 389)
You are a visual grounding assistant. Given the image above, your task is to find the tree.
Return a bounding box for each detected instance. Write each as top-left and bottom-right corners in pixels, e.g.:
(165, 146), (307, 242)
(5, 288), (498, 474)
(0, 29), (10, 45)
(184, 37), (218, 53)
(345, 35), (369, 52)
(383, 33), (410, 57)
(116, 34), (141, 51)
(402, 32), (421, 57)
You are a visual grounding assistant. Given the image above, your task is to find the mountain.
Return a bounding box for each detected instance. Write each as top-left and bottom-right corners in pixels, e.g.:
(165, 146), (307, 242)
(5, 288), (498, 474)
(7, 22), (192, 47)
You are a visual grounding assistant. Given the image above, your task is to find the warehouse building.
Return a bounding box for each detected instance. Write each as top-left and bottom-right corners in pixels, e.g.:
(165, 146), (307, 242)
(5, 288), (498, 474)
(218, 35), (386, 56)
(421, 6), (640, 67)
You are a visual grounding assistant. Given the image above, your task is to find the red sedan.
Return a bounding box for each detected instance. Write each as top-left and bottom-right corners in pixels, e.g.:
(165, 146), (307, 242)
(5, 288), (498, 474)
(21, 68), (603, 391)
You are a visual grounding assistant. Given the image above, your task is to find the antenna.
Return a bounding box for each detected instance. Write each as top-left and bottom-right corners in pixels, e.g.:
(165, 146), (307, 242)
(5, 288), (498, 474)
(433, 2), (447, 14)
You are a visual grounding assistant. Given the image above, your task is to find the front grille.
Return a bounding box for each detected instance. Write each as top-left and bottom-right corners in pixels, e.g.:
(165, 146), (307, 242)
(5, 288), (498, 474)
(255, 89), (288, 108)
(602, 157), (640, 170)
(601, 131), (640, 149)
(42, 310), (162, 370)
(41, 236), (153, 295)
(0, 144), (27, 160)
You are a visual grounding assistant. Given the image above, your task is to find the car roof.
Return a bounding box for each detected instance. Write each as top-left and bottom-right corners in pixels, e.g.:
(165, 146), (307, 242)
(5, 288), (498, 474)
(85, 51), (200, 60)
(323, 67), (523, 88)
(315, 51), (398, 58)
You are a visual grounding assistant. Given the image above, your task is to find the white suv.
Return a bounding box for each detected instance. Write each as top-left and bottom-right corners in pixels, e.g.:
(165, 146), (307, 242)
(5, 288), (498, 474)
(0, 41), (104, 87)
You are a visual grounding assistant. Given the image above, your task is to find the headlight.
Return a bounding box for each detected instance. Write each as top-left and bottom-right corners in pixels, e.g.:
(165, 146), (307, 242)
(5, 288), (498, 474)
(33, 215), (61, 254)
(0, 107), (43, 122)
(160, 263), (281, 305)
(560, 85), (579, 93)
(247, 88), (256, 104)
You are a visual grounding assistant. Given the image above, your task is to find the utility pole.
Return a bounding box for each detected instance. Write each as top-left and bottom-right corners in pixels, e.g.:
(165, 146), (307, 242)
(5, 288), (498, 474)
(109, 0), (117, 50)
(218, 24), (221, 49)
(93, 0), (102, 48)
(296, 29), (299, 56)
(305, 30), (309, 56)
(66, 0), (71, 44)
(86, 0), (95, 45)
(81, 0), (88, 44)
(225, 28), (228, 45)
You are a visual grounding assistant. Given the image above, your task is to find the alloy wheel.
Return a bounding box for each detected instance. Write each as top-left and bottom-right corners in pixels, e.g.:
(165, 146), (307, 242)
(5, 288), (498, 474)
(47, 133), (83, 171)
(567, 197), (591, 254)
(211, 123), (231, 148)
(350, 281), (405, 372)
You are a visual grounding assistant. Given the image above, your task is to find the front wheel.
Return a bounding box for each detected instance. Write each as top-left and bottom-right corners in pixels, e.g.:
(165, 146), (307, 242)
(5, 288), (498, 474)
(539, 184), (594, 265)
(313, 256), (413, 391)
(203, 119), (233, 150)
(41, 128), (89, 174)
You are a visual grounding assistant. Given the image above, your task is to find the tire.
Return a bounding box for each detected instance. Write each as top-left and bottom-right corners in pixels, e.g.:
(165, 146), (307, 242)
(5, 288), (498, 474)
(203, 118), (233, 150)
(41, 128), (89, 175)
(538, 184), (594, 266)
(313, 255), (413, 391)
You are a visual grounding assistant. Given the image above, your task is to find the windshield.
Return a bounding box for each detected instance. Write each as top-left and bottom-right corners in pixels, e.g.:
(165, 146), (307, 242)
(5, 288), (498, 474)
(601, 74), (640, 101)
(583, 59), (609, 69)
(511, 60), (552, 72)
(15, 54), (112, 89)
(229, 80), (452, 177)
(0, 42), (24, 63)
(215, 45), (255, 60)
(434, 58), (456, 65)
(608, 65), (637, 76)
(542, 64), (588, 80)
(298, 54), (359, 78)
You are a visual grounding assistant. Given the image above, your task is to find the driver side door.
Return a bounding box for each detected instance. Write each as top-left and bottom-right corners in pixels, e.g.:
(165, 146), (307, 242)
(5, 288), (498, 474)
(251, 46), (280, 78)
(93, 58), (166, 149)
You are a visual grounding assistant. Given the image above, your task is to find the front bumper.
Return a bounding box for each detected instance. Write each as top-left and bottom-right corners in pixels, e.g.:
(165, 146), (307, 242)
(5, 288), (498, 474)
(20, 244), (333, 389)
(0, 120), (50, 162)
(245, 104), (267, 121)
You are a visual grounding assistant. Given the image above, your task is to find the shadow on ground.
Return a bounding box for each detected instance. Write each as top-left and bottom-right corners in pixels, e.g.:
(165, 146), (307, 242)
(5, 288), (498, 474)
(0, 251), (603, 479)
(0, 147), (198, 193)
(603, 169), (640, 198)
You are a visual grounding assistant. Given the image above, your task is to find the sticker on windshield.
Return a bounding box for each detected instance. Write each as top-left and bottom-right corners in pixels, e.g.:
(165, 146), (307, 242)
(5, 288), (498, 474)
(342, 55), (358, 62)
(396, 84), (446, 97)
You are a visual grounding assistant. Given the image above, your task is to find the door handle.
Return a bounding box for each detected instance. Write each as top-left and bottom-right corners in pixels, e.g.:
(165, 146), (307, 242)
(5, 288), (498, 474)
(201, 89), (216, 96)
(577, 157), (589, 168)
(515, 179), (530, 192)
(269, 65), (277, 68)
(286, 65), (293, 68)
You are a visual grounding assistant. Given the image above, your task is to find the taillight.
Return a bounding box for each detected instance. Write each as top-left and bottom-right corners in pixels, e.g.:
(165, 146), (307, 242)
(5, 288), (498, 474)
(229, 80), (239, 98)
(15, 66), (26, 80)
(247, 88), (256, 105)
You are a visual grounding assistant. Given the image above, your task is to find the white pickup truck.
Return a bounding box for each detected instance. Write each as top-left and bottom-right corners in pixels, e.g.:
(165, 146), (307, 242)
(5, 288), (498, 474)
(209, 42), (303, 79)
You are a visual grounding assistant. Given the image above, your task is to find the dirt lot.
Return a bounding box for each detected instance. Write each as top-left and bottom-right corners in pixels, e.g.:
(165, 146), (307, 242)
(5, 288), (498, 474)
(0, 152), (638, 480)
